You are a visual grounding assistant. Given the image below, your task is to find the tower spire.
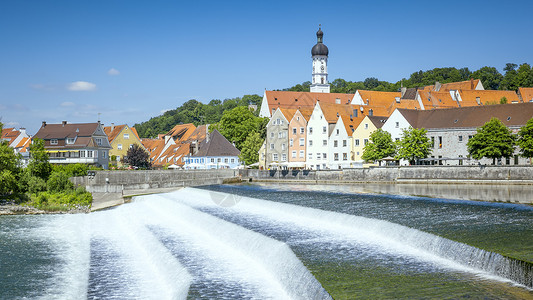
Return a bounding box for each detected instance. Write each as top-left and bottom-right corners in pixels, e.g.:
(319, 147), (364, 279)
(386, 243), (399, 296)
(310, 26), (330, 93)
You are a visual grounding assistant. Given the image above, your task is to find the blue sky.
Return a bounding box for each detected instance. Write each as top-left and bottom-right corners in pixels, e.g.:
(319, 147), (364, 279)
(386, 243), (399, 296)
(1, 0), (532, 134)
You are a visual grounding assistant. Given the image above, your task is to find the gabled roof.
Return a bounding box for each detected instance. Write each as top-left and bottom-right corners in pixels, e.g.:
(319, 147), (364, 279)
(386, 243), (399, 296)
(279, 108), (298, 123)
(438, 79), (480, 91)
(103, 124), (126, 142)
(166, 123), (196, 142)
(193, 130), (240, 157)
(340, 115), (363, 135)
(358, 90), (402, 105)
(1, 128), (20, 144)
(265, 90), (353, 110)
(34, 122), (99, 139)
(398, 102), (533, 130)
(519, 87), (533, 103)
(458, 90), (519, 106)
(15, 137), (31, 153)
(418, 90), (459, 109)
(185, 124), (208, 143)
(367, 115), (388, 129)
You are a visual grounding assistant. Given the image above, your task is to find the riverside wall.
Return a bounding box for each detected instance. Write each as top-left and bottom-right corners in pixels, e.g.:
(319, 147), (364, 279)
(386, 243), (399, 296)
(240, 165), (533, 184)
(71, 169), (240, 193)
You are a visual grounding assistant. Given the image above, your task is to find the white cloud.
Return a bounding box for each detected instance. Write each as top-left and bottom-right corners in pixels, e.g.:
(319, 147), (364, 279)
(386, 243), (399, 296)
(30, 83), (55, 91)
(160, 108), (171, 114)
(60, 101), (75, 107)
(67, 81), (96, 91)
(108, 68), (120, 76)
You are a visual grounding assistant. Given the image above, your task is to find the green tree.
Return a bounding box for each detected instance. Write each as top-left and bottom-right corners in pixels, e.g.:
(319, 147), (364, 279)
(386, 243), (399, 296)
(517, 118), (533, 159)
(471, 66), (503, 90)
(217, 106), (261, 150)
(361, 129), (396, 162)
(239, 132), (263, 165)
(47, 171), (74, 192)
(467, 118), (516, 164)
(396, 127), (432, 165)
(124, 144), (152, 169)
(27, 138), (52, 180)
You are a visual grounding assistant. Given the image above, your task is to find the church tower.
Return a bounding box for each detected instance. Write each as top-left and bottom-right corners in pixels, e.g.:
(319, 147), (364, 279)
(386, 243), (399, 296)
(310, 26), (330, 93)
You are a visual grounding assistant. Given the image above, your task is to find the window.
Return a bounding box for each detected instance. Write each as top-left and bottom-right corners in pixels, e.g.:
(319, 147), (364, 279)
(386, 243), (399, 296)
(51, 139), (58, 145)
(80, 151), (86, 158)
(334, 140), (338, 147)
(87, 150), (93, 158)
(309, 140), (313, 146)
(276, 118), (281, 125)
(300, 127), (304, 134)
(336, 129), (339, 135)
(323, 153), (327, 159)
(323, 140), (327, 146)
(317, 153), (321, 159)
(225, 158), (228, 163)
(231, 158), (235, 163)
(118, 144), (123, 150)
(322, 126), (327, 133)
(270, 143), (274, 149)
(281, 143), (286, 150)
(431, 137), (435, 148)
(211, 158), (215, 163)
(278, 132), (283, 138)
(124, 133), (129, 139)
(308, 153), (313, 159)
(355, 139), (360, 146)
(299, 138), (305, 146)
(218, 158), (221, 162)
(129, 144), (133, 149)
(292, 151), (296, 158)
(334, 153), (339, 161)
(102, 151), (107, 158)
(116, 155), (120, 161)
(67, 138), (75, 144)
(299, 150), (304, 158)
(365, 123), (369, 129)
(468, 135), (473, 140)
(272, 153), (278, 161)
(282, 154), (287, 161)
(438, 136), (442, 148)
(343, 140), (347, 147)
(458, 136), (463, 142)
(343, 153), (348, 160)
(292, 128), (297, 134)
(95, 138), (102, 146)
(364, 139), (369, 145)
(270, 132), (274, 138)
(290, 139), (293, 147)
(395, 122), (399, 128)
(309, 127), (313, 135)
(369, 109), (373, 116)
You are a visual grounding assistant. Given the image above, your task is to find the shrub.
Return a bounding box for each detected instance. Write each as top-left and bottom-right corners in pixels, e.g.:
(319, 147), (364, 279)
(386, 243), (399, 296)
(27, 176), (47, 194)
(47, 172), (74, 192)
(0, 170), (17, 195)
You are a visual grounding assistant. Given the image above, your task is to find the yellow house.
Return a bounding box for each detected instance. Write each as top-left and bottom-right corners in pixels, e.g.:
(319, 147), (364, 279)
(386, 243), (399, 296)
(104, 124), (146, 166)
(352, 115), (388, 163)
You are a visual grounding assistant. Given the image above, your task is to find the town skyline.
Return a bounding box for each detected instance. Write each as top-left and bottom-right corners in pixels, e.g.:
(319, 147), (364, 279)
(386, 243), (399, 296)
(1, 0), (533, 134)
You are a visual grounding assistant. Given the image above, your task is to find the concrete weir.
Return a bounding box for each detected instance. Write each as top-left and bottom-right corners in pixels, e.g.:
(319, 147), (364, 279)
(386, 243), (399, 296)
(70, 169), (240, 211)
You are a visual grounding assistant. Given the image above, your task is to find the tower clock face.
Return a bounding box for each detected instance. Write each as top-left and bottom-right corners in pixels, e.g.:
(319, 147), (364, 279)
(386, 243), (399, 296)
(321, 66), (324, 71)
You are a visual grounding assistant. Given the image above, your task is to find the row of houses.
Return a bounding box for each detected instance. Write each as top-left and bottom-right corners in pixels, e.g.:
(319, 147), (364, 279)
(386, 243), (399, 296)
(259, 81), (533, 169)
(4, 119), (242, 170)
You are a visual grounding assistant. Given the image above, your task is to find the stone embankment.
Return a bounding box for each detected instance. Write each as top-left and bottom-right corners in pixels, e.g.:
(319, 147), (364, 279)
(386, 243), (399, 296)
(240, 165), (533, 185)
(71, 169), (240, 211)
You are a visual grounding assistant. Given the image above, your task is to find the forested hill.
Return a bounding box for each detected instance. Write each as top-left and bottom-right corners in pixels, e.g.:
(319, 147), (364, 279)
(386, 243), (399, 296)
(134, 63), (533, 138)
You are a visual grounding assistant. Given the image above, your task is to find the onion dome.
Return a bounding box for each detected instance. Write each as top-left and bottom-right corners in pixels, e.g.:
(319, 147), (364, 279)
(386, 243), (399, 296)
(311, 27), (328, 56)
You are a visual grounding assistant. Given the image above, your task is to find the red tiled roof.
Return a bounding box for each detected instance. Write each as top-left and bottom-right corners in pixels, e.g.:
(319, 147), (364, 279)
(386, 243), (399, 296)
(265, 90), (353, 111)
(519, 87), (533, 103)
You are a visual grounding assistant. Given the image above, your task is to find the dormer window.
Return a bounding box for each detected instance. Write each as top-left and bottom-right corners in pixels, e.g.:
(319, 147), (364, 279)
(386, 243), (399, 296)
(51, 139), (58, 145)
(66, 138), (75, 144)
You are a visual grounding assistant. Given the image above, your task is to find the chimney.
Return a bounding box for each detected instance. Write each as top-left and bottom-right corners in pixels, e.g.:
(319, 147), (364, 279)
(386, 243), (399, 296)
(62, 121), (67, 127)
(401, 87), (407, 97)
(111, 123), (115, 131)
(42, 121), (46, 127)
(20, 128), (26, 135)
(470, 78), (474, 89)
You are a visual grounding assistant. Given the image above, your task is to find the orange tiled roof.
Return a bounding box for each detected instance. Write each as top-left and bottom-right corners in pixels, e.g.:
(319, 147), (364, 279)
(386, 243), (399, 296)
(130, 127), (141, 140)
(458, 90), (519, 106)
(439, 79), (480, 91)
(357, 90), (401, 106)
(265, 90), (353, 111)
(297, 108), (314, 122)
(340, 115), (364, 135)
(103, 125), (126, 142)
(15, 137), (31, 153)
(417, 90), (459, 109)
(1, 128), (20, 144)
(166, 123), (196, 142)
(279, 108), (298, 123)
(519, 87), (533, 103)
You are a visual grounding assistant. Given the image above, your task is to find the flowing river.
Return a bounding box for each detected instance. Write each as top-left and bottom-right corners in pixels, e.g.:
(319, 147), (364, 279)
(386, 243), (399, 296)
(1, 183), (532, 299)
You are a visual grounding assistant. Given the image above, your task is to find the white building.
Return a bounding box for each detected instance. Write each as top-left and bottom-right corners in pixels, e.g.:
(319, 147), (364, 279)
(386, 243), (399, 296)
(306, 102), (330, 169)
(310, 27), (330, 93)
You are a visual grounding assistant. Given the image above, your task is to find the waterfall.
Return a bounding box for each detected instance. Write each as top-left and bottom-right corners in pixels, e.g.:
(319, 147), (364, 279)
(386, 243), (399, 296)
(170, 187), (533, 289)
(133, 194), (332, 300)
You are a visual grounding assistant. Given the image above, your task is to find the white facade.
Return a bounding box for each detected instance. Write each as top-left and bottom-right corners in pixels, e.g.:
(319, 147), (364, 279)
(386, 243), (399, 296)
(328, 117), (352, 169)
(381, 109), (412, 142)
(306, 102), (330, 169)
(310, 55), (330, 93)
